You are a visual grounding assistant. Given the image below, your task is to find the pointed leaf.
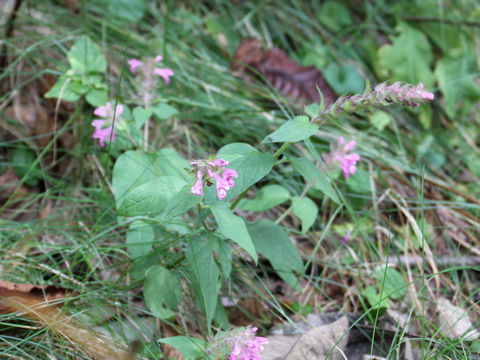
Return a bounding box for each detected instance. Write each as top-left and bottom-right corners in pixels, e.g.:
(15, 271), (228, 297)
(292, 196), (318, 233)
(263, 116), (318, 143)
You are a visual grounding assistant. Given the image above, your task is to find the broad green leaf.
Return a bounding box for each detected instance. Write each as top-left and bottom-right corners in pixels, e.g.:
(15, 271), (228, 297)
(211, 202), (257, 263)
(363, 285), (388, 311)
(144, 265), (182, 319)
(118, 176), (186, 217)
(248, 220), (303, 290)
(212, 236), (232, 281)
(290, 157), (339, 203)
(158, 336), (206, 360)
(238, 184), (290, 212)
(106, 0), (147, 22)
(324, 63), (364, 94)
(133, 107), (152, 128)
(217, 142), (258, 161)
(126, 220), (154, 259)
(162, 184), (203, 220)
(113, 149), (190, 208)
(373, 266), (407, 300)
(44, 76), (82, 102)
(378, 22), (434, 87)
(186, 235), (220, 326)
(317, 1), (352, 32)
(67, 35), (107, 74)
(152, 103), (179, 120)
(435, 50), (480, 119)
(369, 110), (391, 131)
(11, 145), (42, 186)
(263, 116), (318, 143)
(292, 197), (318, 233)
(85, 88), (107, 107)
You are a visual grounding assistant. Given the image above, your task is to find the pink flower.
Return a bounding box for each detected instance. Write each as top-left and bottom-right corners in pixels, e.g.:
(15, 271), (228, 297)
(222, 168), (238, 188)
(190, 170), (204, 196)
(155, 55), (163, 62)
(189, 158), (238, 200)
(153, 68), (174, 84)
(128, 59), (143, 73)
(343, 229), (353, 243)
(208, 159), (230, 167)
(229, 327), (268, 360)
(92, 120), (115, 147)
(91, 102), (123, 147)
(333, 136), (360, 179)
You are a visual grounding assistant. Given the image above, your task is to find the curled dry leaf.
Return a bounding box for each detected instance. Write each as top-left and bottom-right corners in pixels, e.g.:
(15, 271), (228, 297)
(231, 38), (337, 107)
(0, 280), (136, 360)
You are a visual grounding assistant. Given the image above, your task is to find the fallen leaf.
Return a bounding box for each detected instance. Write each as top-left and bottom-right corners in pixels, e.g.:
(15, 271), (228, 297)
(437, 298), (480, 340)
(263, 315), (349, 360)
(231, 38), (337, 107)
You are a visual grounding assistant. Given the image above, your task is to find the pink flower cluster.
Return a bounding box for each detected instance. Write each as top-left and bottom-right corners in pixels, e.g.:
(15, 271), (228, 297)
(229, 327), (268, 360)
(332, 136), (360, 179)
(206, 326), (268, 360)
(190, 158), (238, 200)
(128, 54), (174, 85)
(91, 102), (123, 147)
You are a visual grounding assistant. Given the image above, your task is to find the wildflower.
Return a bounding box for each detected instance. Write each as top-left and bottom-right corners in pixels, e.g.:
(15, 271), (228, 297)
(190, 170), (204, 196)
(128, 54), (174, 84)
(206, 326), (268, 360)
(314, 82), (435, 123)
(343, 229), (353, 243)
(190, 157), (238, 200)
(91, 102), (123, 147)
(331, 136), (360, 179)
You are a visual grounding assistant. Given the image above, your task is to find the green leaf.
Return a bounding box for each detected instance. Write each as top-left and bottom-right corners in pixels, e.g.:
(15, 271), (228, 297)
(211, 202), (257, 263)
(67, 35), (107, 74)
(304, 103), (320, 118)
(292, 197), (318, 233)
(434, 50), (480, 119)
(212, 236), (232, 282)
(324, 63), (364, 95)
(118, 176), (186, 217)
(290, 157), (339, 203)
(44, 76), (82, 102)
(346, 169), (371, 193)
(113, 149), (190, 209)
(187, 235), (220, 326)
(133, 107), (153, 128)
(217, 142), (258, 161)
(363, 285), (388, 310)
(238, 184), (290, 212)
(126, 220), (154, 259)
(373, 266), (407, 300)
(369, 110), (391, 131)
(162, 184), (203, 220)
(158, 336), (206, 360)
(144, 265), (182, 319)
(10, 145), (42, 186)
(378, 22), (434, 87)
(152, 103), (179, 120)
(263, 116), (318, 143)
(85, 88), (107, 107)
(317, 1), (352, 32)
(248, 220), (303, 290)
(106, 0), (147, 22)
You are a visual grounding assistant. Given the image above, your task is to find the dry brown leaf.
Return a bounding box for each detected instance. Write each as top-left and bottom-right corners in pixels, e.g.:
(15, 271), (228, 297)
(437, 298), (480, 340)
(263, 316), (349, 360)
(231, 38), (337, 107)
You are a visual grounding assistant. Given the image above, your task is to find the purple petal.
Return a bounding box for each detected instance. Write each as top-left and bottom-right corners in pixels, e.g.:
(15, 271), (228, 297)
(128, 59), (143, 73)
(155, 54), (163, 62)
